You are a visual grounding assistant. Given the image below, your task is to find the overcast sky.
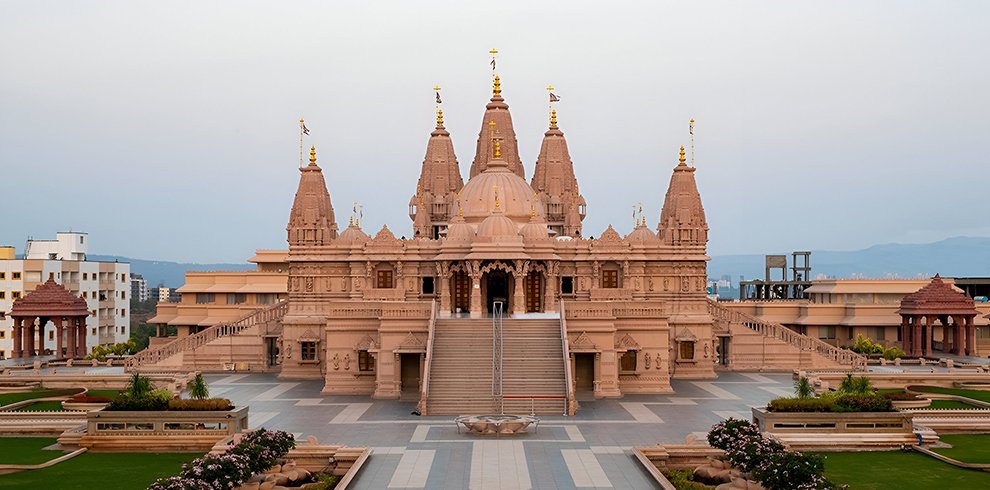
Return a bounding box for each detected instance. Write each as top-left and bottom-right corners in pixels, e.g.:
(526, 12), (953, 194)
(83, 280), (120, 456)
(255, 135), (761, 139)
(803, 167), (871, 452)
(2, 1), (987, 263)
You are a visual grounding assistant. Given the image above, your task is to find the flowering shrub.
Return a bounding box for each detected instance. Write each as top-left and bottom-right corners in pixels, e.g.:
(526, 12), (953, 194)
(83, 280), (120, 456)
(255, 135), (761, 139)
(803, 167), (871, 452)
(230, 428), (296, 473)
(147, 476), (215, 490)
(179, 452), (252, 489)
(707, 418), (783, 472)
(752, 451), (833, 490)
(148, 429), (295, 490)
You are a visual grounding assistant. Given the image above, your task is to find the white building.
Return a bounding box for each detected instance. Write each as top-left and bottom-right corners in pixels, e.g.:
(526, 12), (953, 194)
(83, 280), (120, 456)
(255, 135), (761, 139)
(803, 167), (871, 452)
(0, 233), (130, 359)
(131, 273), (148, 303)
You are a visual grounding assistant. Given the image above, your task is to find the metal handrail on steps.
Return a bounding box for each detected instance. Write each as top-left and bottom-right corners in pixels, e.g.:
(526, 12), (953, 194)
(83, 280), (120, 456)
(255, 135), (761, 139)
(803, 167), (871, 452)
(419, 300), (437, 415)
(707, 299), (866, 369)
(560, 301), (574, 416)
(492, 301), (504, 414)
(126, 300), (288, 369)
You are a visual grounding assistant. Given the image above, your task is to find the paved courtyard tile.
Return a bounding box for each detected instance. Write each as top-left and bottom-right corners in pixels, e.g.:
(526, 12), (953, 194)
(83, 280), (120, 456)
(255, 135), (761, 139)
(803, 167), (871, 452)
(206, 371), (794, 489)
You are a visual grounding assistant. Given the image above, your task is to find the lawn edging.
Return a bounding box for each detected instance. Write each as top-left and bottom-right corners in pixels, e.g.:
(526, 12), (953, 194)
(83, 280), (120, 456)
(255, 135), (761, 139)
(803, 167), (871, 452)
(913, 445), (990, 472)
(0, 447), (88, 475)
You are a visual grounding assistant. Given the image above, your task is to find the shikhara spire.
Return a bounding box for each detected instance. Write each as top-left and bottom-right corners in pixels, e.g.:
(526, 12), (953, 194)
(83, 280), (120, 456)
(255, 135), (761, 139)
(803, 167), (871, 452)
(470, 54), (525, 179)
(287, 145), (338, 246)
(531, 96), (586, 237)
(658, 146), (708, 247)
(409, 89), (464, 239)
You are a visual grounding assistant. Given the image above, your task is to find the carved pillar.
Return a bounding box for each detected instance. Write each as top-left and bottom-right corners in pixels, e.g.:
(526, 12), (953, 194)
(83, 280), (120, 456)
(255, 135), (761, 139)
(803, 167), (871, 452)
(469, 262), (482, 318)
(68, 317), (77, 359)
(966, 316), (976, 356)
(77, 317), (87, 358)
(899, 316), (909, 353)
(25, 317), (36, 357)
(12, 317), (22, 358)
(912, 316), (922, 358)
(512, 265), (525, 315)
(55, 317), (64, 359)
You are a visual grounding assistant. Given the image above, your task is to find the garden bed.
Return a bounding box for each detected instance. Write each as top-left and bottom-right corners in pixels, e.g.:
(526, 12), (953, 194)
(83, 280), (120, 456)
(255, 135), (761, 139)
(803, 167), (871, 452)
(0, 452), (197, 489)
(80, 406), (249, 452)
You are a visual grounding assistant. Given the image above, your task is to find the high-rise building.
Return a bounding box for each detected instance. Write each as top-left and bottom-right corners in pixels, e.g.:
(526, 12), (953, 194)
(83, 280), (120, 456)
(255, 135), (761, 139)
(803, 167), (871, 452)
(0, 233), (130, 359)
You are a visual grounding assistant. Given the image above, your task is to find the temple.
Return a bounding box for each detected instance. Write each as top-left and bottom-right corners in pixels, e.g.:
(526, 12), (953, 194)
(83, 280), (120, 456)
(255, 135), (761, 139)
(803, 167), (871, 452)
(135, 71), (866, 415)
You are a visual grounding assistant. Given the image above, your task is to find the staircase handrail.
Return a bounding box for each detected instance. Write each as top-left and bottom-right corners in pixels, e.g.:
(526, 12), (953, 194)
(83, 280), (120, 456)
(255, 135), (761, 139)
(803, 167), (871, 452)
(492, 301), (504, 414)
(560, 301), (574, 416)
(707, 299), (866, 368)
(420, 300), (437, 414)
(126, 300), (288, 369)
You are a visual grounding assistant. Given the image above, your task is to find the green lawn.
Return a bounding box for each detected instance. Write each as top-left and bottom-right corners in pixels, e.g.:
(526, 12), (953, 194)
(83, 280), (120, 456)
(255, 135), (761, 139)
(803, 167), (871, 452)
(0, 438), (65, 465)
(933, 434), (990, 464)
(0, 452), (197, 489)
(877, 388), (906, 395)
(908, 386), (990, 404)
(822, 451), (990, 489)
(13, 401), (72, 412)
(0, 388), (81, 407)
(928, 399), (981, 410)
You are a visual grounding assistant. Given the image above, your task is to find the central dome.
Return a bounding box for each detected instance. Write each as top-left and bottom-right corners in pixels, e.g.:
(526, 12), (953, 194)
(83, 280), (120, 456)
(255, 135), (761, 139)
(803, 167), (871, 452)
(458, 158), (544, 225)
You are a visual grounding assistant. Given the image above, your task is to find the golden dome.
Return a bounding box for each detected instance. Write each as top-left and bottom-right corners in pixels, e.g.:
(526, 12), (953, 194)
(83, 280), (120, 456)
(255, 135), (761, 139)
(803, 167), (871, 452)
(457, 158), (544, 225)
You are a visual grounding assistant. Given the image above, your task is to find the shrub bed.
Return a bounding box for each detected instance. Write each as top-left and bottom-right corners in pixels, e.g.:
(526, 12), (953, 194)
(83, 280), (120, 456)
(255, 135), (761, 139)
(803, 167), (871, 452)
(168, 399), (234, 411)
(148, 429), (296, 490)
(707, 418), (833, 490)
(68, 395), (114, 403)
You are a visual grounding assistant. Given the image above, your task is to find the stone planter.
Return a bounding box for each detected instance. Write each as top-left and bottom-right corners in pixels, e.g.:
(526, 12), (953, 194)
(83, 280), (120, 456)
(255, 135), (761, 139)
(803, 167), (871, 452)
(79, 406), (249, 451)
(752, 407), (916, 450)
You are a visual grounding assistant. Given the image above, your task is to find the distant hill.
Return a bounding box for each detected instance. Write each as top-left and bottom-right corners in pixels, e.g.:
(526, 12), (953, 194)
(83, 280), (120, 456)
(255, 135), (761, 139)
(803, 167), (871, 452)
(710, 236), (990, 282)
(88, 255), (254, 288)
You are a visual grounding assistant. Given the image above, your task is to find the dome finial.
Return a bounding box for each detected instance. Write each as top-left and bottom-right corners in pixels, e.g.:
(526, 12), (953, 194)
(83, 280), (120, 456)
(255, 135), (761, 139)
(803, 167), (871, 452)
(550, 109), (558, 129)
(493, 74), (502, 96)
(309, 145), (317, 166)
(678, 146), (686, 166)
(436, 108), (444, 129)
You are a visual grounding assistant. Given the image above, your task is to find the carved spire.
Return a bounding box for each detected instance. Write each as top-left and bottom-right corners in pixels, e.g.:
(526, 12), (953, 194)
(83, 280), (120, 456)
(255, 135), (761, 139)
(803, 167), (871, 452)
(469, 73), (525, 179)
(658, 146), (707, 247)
(287, 145), (338, 246)
(410, 96), (464, 239)
(531, 105), (586, 237)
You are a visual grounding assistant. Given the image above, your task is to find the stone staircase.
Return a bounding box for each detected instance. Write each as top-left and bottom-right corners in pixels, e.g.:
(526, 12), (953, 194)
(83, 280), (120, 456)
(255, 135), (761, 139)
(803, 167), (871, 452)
(707, 299), (866, 370)
(423, 316), (568, 415)
(126, 300), (287, 371)
(500, 318), (567, 415)
(423, 318), (496, 415)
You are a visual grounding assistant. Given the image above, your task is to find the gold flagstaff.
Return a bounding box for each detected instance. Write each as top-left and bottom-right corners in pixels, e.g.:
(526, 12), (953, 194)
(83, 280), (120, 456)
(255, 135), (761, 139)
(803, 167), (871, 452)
(299, 117), (310, 168)
(689, 118), (696, 166)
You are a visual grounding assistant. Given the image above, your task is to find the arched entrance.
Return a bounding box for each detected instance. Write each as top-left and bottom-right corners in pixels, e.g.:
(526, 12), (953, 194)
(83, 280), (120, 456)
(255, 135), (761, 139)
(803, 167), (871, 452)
(484, 270), (511, 315)
(525, 270), (543, 312)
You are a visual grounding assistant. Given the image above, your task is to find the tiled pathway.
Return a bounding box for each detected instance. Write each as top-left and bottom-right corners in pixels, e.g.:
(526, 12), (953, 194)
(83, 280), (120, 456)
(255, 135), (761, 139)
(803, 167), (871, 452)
(207, 371), (795, 489)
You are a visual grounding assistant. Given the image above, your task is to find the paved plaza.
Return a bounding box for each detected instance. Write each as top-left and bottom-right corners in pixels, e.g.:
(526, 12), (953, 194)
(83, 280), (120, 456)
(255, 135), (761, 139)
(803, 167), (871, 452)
(207, 371), (797, 490)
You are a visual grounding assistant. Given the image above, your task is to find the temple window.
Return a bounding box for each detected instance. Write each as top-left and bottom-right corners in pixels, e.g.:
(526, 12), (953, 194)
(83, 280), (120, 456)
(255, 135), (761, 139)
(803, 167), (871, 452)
(196, 293), (215, 304)
(358, 350), (375, 372)
(421, 277), (435, 295)
(619, 350), (637, 372)
(561, 276), (574, 294)
(227, 293), (247, 305)
(818, 326), (836, 340)
(256, 293), (276, 305)
(679, 341), (695, 360)
(867, 326), (885, 341)
(301, 341), (318, 361)
(602, 270), (619, 289)
(377, 270), (393, 289)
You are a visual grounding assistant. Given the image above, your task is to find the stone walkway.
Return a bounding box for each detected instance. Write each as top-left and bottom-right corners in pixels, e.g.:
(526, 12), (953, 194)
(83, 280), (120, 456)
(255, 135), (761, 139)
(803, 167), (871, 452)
(208, 371), (796, 490)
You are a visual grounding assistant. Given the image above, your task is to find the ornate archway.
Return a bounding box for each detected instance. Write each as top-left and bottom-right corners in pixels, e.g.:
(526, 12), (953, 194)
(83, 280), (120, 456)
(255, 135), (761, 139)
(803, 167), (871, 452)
(479, 261), (516, 315)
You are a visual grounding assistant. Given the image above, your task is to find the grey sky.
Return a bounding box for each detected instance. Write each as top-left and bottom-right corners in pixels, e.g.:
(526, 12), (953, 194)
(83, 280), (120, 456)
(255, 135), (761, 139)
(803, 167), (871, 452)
(2, 1), (988, 263)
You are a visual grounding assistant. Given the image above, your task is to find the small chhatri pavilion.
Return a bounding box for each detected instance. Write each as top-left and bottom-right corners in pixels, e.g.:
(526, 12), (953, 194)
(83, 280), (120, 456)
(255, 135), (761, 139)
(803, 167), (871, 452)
(897, 274), (978, 357)
(9, 278), (90, 359)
